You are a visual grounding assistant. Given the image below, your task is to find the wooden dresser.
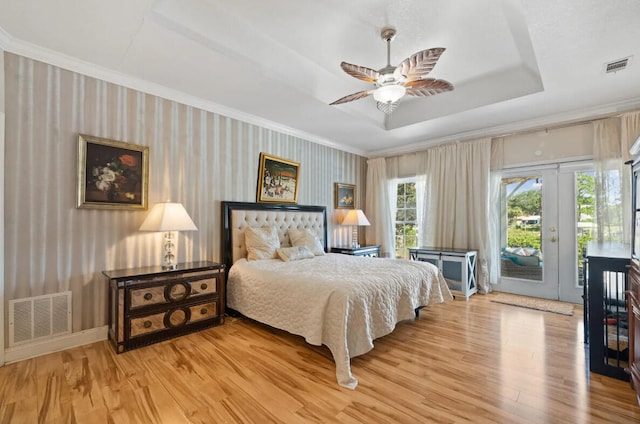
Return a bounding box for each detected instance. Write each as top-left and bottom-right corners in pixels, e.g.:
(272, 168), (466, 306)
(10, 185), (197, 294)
(103, 261), (225, 353)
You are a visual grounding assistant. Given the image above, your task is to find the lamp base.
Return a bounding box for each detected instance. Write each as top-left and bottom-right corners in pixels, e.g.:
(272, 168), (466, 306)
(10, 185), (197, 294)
(351, 226), (360, 249)
(163, 231), (177, 271)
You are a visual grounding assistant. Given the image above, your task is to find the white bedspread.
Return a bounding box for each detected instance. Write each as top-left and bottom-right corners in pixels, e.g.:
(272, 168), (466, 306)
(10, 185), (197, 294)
(227, 253), (453, 389)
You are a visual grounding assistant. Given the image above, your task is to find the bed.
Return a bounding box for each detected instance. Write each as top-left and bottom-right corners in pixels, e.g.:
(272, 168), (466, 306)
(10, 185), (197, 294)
(221, 201), (453, 389)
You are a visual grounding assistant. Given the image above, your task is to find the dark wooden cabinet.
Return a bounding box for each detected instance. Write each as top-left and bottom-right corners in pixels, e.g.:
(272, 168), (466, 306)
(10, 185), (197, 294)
(331, 245), (381, 257)
(628, 261), (640, 404)
(584, 243), (630, 382)
(629, 138), (640, 404)
(103, 261), (225, 353)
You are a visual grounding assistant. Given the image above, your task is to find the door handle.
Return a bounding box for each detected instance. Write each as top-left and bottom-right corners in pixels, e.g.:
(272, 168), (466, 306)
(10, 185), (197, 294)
(550, 236), (557, 242)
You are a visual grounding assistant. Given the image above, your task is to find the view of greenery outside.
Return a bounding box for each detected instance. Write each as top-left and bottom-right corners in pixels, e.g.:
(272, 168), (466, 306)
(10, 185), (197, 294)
(396, 182), (417, 259)
(506, 180), (543, 250)
(576, 172), (596, 283)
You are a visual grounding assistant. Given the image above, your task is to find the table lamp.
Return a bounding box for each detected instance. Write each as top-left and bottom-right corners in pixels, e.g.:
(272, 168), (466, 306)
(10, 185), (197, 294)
(139, 202), (197, 270)
(342, 209), (370, 249)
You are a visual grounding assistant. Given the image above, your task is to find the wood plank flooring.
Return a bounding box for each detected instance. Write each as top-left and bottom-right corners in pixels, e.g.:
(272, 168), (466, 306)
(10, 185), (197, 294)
(1, 293), (639, 423)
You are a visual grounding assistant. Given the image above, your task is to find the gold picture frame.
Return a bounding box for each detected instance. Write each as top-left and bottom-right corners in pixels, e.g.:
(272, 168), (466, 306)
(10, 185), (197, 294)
(256, 152), (300, 203)
(335, 183), (356, 209)
(77, 134), (149, 210)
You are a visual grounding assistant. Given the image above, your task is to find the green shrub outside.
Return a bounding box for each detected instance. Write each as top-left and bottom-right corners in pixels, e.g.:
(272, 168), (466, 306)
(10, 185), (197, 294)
(507, 228), (541, 249)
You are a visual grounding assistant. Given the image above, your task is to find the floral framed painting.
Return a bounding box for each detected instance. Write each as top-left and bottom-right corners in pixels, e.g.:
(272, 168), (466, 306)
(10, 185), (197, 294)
(256, 152), (300, 203)
(335, 183), (356, 209)
(77, 134), (149, 210)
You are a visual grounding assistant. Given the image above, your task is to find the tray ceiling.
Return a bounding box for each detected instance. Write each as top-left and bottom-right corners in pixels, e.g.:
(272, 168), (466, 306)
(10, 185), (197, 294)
(1, 0), (639, 156)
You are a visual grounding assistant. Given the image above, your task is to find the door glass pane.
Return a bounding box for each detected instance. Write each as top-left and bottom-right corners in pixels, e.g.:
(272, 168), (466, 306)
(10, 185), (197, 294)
(501, 176), (543, 281)
(576, 171), (595, 286)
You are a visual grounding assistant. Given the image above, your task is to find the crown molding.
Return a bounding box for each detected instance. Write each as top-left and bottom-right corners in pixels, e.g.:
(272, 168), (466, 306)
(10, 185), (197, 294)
(0, 25), (11, 50)
(2, 34), (366, 158)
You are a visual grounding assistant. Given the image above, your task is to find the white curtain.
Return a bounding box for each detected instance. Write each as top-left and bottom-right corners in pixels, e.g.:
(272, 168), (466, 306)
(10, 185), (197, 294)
(623, 111), (640, 151)
(593, 117), (629, 243)
(419, 139), (493, 293)
(365, 157), (395, 257)
(487, 138), (505, 288)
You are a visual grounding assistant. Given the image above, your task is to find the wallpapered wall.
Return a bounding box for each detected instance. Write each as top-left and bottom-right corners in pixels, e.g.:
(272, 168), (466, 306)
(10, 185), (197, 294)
(3, 52), (366, 340)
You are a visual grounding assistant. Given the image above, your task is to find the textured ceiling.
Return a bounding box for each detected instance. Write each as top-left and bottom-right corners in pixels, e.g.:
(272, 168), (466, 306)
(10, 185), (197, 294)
(1, 0), (639, 156)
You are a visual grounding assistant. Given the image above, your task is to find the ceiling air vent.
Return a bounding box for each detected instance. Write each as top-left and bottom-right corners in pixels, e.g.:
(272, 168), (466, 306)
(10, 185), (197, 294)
(605, 57), (631, 73)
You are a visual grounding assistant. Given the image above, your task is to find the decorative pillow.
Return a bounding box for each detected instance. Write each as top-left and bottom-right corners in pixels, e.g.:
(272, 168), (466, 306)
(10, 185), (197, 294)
(288, 228), (325, 256)
(276, 246), (315, 262)
(245, 226), (280, 260)
(515, 255), (540, 267)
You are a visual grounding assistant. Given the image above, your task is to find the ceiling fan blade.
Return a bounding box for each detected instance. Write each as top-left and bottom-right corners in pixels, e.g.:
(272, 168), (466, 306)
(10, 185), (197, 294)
(405, 78), (454, 96)
(397, 48), (446, 82)
(340, 62), (380, 84)
(330, 90), (372, 105)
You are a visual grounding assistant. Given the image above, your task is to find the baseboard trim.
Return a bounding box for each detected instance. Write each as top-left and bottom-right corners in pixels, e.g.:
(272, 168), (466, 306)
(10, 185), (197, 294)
(4, 326), (108, 364)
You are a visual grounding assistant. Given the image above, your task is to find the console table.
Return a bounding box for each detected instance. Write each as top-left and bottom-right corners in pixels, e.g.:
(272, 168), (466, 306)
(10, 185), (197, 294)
(409, 247), (478, 300)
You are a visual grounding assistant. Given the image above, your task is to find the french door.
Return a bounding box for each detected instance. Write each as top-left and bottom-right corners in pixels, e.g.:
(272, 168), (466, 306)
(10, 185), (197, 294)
(495, 163), (592, 303)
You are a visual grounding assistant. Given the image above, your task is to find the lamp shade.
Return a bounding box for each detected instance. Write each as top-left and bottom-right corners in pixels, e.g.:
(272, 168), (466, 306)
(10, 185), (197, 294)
(139, 202), (197, 232)
(342, 209), (371, 226)
(373, 84), (406, 104)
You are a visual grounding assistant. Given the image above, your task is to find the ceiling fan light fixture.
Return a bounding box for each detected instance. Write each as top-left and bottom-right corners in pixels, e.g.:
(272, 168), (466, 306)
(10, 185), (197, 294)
(330, 27), (452, 113)
(373, 84), (406, 104)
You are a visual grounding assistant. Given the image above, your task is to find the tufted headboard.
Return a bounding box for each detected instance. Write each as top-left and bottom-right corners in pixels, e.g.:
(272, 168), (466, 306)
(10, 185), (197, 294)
(221, 201), (327, 271)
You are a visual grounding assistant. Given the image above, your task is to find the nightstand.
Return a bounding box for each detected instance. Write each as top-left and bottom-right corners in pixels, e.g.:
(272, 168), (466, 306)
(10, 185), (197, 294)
(103, 261), (225, 353)
(331, 245), (381, 257)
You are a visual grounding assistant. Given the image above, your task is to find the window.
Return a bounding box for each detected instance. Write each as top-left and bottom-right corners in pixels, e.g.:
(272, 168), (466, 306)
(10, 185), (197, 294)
(395, 180), (417, 259)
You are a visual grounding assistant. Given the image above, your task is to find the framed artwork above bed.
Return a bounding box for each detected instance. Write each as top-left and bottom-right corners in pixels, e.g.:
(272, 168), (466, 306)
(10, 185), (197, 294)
(256, 152), (300, 203)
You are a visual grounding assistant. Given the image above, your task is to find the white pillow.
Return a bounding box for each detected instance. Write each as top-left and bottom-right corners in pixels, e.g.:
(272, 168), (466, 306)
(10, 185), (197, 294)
(245, 226), (280, 260)
(276, 246), (315, 262)
(288, 228), (325, 256)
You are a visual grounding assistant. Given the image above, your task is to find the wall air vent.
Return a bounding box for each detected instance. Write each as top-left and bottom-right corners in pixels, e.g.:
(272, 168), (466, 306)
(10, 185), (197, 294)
(9, 291), (72, 346)
(605, 56), (631, 73)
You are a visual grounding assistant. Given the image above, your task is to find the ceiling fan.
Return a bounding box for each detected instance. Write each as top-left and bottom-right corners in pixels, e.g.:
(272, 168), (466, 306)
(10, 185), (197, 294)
(330, 27), (453, 114)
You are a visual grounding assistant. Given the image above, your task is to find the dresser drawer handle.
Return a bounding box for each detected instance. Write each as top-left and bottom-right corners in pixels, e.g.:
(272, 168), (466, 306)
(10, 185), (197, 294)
(200, 283), (208, 290)
(143, 320), (152, 328)
(144, 293), (153, 301)
(200, 308), (208, 315)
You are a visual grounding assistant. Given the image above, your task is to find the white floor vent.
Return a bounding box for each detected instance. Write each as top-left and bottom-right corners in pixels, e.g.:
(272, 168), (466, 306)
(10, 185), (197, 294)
(9, 291), (72, 347)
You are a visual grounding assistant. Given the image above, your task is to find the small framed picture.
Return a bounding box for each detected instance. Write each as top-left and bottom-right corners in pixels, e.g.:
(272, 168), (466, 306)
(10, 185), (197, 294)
(256, 152), (300, 203)
(77, 134), (149, 210)
(335, 183), (356, 209)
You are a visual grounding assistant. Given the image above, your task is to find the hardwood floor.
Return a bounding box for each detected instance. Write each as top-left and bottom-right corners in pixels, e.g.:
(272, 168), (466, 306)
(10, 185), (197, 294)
(1, 293), (639, 423)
